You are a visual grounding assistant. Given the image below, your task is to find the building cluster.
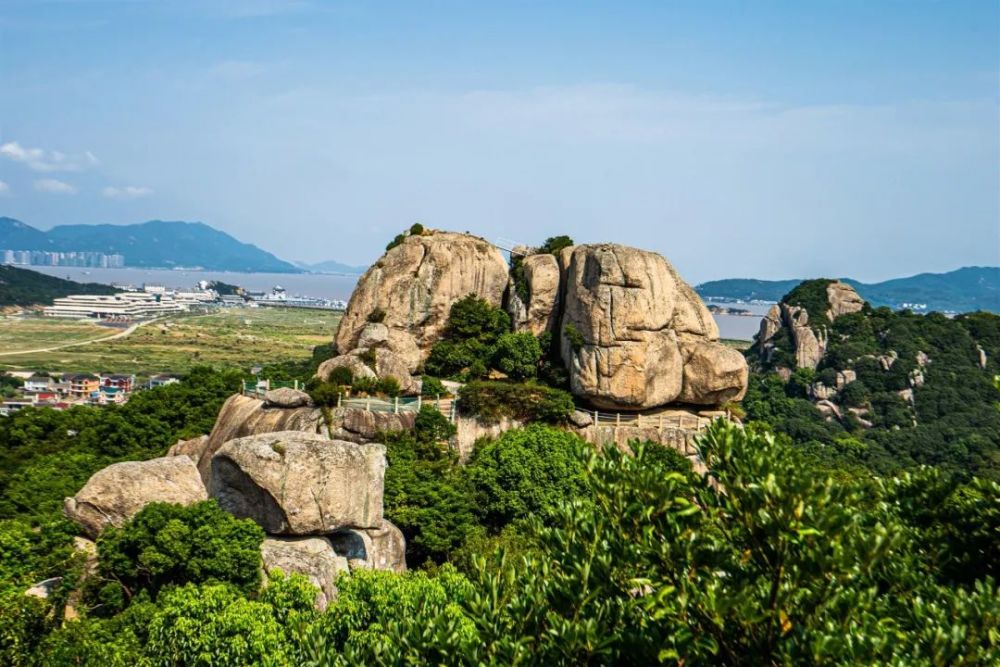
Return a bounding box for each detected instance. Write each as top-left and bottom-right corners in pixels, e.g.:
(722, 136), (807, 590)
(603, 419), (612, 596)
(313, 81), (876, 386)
(0, 372), (180, 416)
(249, 285), (348, 310)
(2, 249), (125, 268)
(43, 285), (217, 320)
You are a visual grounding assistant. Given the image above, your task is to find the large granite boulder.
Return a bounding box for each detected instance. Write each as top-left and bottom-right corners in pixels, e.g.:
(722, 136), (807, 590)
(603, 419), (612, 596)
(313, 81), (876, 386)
(508, 253), (561, 336)
(334, 231), (509, 358)
(64, 456), (207, 538)
(260, 536), (349, 610)
(559, 244), (747, 409)
(210, 431), (386, 535)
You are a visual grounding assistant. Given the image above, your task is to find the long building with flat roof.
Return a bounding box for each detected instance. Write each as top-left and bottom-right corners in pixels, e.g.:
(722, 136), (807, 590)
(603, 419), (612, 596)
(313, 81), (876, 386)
(44, 292), (186, 319)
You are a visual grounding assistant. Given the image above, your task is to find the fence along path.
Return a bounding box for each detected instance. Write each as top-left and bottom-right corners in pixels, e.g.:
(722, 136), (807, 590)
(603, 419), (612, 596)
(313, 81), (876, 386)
(242, 380), (715, 430)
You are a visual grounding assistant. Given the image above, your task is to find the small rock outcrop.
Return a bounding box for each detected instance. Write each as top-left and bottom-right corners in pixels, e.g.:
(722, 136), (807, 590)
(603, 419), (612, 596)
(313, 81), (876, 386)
(264, 387), (312, 409)
(260, 537), (349, 610)
(782, 304), (828, 370)
(826, 281), (865, 319)
(329, 520), (407, 574)
(559, 244), (746, 409)
(211, 432), (386, 535)
(64, 456), (207, 538)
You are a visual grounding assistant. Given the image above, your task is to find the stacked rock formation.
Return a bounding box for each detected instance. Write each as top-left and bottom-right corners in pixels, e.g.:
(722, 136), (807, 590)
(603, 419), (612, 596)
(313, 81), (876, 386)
(320, 231), (510, 394)
(63, 390), (407, 610)
(320, 231), (748, 411)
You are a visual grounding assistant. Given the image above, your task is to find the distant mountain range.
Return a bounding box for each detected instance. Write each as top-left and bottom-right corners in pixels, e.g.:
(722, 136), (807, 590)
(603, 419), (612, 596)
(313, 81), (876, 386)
(697, 267), (1000, 314)
(0, 217), (300, 273)
(0, 265), (116, 307)
(293, 259), (367, 275)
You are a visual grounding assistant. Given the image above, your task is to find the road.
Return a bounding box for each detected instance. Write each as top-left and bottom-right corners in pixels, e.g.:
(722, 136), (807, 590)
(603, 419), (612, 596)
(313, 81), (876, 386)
(0, 319), (154, 357)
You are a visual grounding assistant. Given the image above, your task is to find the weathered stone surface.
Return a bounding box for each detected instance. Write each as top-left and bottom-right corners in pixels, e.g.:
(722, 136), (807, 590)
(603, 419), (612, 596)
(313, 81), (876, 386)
(558, 244), (747, 409)
(357, 323), (389, 349)
(260, 536), (349, 610)
(373, 347), (420, 394)
(330, 407), (416, 442)
(264, 387), (312, 409)
(826, 281), (865, 319)
(329, 520), (407, 573)
(879, 351), (899, 371)
(815, 400), (842, 420)
(211, 432), (385, 535)
(65, 456), (207, 538)
(977, 345), (987, 370)
(335, 232), (509, 358)
(451, 413), (524, 462)
(810, 383), (837, 401)
(509, 253), (561, 336)
(677, 340), (749, 405)
(835, 370), (857, 389)
(781, 304), (827, 370)
(197, 394), (326, 484)
(167, 435), (211, 467)
(758, 304), (782, 346)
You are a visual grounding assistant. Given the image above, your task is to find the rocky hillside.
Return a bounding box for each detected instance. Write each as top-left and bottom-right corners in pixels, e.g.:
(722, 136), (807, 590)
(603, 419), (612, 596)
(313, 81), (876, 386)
(320, 228), (748, 410)
(746, 279), (1000, 479)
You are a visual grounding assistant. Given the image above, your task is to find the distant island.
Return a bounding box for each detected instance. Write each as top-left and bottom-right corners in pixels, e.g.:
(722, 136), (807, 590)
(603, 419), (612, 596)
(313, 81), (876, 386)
(697, 266), (1000, 314)
(0, 217), (301, 273)
(293, 259), (368, 275)
(0, 264), (116, 307)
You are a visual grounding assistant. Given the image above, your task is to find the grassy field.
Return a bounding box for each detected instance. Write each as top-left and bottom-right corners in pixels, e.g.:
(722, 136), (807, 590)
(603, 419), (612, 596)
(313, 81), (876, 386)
(0, 317), (115, 353)
(0, 307), (341, 376)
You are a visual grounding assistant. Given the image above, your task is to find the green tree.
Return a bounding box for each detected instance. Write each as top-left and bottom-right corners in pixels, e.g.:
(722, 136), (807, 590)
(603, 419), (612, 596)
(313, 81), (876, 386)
(467, 425), (589, 528)
(492, 332), (542, 380)
(94, 501), (265, 610)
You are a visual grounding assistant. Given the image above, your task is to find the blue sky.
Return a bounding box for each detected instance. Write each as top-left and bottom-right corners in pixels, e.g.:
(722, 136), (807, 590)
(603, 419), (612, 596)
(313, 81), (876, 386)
(0, 0), (997, 283)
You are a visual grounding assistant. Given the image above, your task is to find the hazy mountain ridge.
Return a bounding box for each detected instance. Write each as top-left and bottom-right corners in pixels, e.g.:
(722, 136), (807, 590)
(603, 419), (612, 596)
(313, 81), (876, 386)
(697, 267), (1000, 313)
(293, 259), (368, 275)
(0, 217), (300, 273)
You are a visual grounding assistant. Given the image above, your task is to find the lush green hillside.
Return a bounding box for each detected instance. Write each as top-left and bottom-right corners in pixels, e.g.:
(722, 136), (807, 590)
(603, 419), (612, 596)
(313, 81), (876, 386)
(745, 284), (1000, 481)
(0, 265), (116, 307)
(698, 266), (1000, 313)
(0, 218), (300, 273)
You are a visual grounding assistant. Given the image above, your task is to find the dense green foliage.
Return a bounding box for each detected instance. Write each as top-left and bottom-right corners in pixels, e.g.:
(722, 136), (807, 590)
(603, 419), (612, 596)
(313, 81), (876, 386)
(537, 235), (574, 256)
(782, 278), (835, 323)
(0, 366), (242, 523)
(425, 294), (548, 382)
(0, 264), (116, 307)
(301, 421), (1000, 665)
(466, 425), (588, 528)
(458, 380), (574, 424)
(92, 501), (265, 612)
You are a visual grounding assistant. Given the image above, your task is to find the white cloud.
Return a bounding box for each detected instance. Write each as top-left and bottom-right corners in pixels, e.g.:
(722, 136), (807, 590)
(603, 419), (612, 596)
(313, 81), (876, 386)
(1, 141), (99, 172)
(102, 185), (154, 200)
(34, 178), (78, 194)
(0, 181), (9, 196)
